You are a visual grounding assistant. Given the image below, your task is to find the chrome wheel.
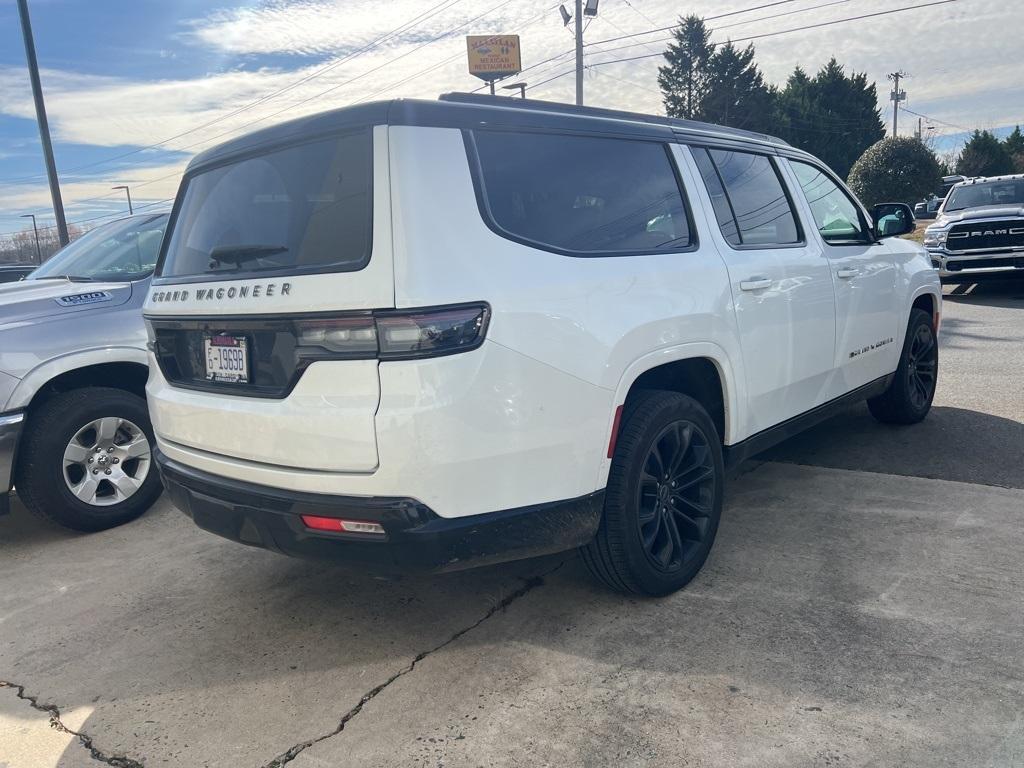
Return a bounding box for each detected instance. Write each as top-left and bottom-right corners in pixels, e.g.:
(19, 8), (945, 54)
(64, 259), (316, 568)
(637, 419), (716, 572)
(62, 417), (152, 507)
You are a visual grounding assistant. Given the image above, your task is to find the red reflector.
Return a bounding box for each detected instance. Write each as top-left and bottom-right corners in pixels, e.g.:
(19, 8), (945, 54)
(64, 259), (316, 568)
(300, 515), (386, 536)
(607, 404), (624, 459)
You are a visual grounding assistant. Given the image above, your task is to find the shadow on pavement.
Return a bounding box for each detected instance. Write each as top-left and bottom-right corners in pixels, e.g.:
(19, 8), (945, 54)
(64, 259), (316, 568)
(759, 403), (1024, 489)
(942, 277), (1024, 307)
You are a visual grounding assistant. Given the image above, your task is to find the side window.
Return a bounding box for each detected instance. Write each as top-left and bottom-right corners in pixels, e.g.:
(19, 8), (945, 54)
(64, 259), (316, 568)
(693, 148), (801, 247)
(790, 160), (869, 244)
(471, 131), (692, 254)
(692, 148), (740, 246)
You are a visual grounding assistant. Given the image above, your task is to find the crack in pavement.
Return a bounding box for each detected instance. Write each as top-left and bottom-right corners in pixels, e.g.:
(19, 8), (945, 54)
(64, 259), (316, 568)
(0, 680), (145, 768)
(263, 564), (562, 768)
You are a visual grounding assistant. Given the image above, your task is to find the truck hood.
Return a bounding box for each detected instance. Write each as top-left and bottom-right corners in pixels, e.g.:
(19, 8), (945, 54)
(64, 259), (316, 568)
(933, 205), (1024, 228)
(0, 280), (134, 329)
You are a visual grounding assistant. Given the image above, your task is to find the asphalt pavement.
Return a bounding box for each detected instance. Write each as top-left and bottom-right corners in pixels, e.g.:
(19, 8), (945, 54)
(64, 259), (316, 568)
(2, 279), (1022, 768)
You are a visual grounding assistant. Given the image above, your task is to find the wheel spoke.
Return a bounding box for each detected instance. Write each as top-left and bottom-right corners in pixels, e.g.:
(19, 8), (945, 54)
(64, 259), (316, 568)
(662, 510), (684, 565)
(71, 476), (99, 503)
(96, 417), (120, 444)
(675, 493), (712, 517)
(666, 423), (692, 476)
(63, 443), (91, 464)
(641, 513), (663, 549)
(671, 508), (703, 542)
(113, 474), (141, 500)
(676, 465), (714, 492)
(123, 433), (150, 459)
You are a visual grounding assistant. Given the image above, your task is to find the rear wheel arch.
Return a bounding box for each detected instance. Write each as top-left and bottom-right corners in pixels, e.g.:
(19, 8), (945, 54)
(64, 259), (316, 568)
(608, 351), (736, 465)
(624, 358), (726, 443)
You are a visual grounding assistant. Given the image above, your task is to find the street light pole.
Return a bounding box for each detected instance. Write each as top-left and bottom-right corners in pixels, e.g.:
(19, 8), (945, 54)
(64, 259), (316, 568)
(20, 214), (42, 264)
(16, 0), (69, 247)
(112, 185), (133, 215)
(574, 0), (584, 106)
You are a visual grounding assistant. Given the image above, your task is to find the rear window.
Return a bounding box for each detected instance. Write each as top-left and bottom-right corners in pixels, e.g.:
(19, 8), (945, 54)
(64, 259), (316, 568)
(472, 130), (692, 255)
(160, 130), (372, 280)
(694, 148), (800, 247)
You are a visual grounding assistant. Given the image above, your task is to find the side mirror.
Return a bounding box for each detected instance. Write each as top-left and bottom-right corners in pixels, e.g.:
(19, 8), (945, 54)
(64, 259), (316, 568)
(872, 202), (915, 239)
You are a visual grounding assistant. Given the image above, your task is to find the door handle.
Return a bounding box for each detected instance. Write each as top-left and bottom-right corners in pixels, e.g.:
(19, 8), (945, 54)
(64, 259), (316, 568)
(739, 277), (772, 291)
(836, 268), (859, 279)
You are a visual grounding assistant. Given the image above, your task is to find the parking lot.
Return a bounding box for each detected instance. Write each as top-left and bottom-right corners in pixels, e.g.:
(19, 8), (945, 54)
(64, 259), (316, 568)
(2, 279), (1022, 768)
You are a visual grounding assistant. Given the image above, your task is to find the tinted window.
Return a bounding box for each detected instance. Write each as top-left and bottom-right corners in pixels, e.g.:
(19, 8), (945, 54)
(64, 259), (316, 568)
(693, 148), (741, 246)
(699, 149), (800, 247)
(791, 160), (868, 243)
(161, 130), (372, 279)
(473, 131), (691, 254)
(945, 178), (1024, 211)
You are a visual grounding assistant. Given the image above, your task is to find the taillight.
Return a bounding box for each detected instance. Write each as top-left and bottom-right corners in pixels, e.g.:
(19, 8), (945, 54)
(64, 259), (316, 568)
(294, 303), (489, 361)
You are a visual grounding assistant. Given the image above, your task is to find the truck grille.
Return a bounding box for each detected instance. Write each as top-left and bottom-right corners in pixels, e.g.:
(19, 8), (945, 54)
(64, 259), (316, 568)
(946, 219), (1024, 252)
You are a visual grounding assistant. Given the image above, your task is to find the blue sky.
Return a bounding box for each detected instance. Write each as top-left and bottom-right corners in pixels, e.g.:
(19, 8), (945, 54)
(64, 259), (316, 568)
(1, 0), (1021, 237)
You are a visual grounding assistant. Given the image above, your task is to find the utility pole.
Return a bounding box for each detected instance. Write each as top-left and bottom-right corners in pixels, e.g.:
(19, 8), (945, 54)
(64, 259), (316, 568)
(17, 0), (69, 247)
(574, 0), (584, 105)
(20, 214), (42, 264)
(888, 70), (908, 138)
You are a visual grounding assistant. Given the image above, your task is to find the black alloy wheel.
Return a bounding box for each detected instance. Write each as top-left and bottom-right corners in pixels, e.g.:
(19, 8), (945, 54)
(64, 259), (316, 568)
(637, 421), (716, 572)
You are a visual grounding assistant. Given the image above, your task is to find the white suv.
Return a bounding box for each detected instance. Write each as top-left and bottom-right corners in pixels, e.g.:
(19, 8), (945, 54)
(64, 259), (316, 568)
(144, 94), (940, 596)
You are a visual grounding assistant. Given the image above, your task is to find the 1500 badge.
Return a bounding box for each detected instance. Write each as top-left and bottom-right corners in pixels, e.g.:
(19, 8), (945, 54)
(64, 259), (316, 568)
(849, 337), (894, 359)
(55, 291), (113, 307)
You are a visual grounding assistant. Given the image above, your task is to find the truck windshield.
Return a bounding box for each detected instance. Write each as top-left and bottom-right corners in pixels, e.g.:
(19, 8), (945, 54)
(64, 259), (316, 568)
(159, 129), (372, 280)
(945, 179), (1024, 211)
(30, 214), (169, 282)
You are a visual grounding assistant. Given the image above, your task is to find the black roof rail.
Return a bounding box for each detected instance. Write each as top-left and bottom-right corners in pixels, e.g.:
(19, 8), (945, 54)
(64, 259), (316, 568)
(438, 92), (789, 147)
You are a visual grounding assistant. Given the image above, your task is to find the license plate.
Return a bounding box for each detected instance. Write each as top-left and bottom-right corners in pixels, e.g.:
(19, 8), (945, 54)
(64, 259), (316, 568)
(204, 335), (249, 383)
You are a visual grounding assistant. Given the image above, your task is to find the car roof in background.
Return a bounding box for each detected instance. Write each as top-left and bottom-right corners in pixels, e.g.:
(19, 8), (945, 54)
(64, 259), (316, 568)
(954, 174), (1024, 187)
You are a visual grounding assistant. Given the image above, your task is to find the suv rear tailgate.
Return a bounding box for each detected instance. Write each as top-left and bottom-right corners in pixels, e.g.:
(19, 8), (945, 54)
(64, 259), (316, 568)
(149, 360), (379, 472)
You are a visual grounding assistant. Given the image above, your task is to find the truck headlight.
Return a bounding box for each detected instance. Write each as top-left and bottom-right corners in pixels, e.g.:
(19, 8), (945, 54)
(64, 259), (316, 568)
(922, 230), (947, 248)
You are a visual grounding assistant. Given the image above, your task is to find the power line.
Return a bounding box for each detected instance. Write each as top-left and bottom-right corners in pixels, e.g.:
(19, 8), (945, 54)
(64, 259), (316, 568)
(581, 0), (858, 60)
(581, 0), (961, 69)
(899, 105), (970, 133)
(582, 0), (807, 49)
(531, 0), (960, 96)
(4, 0), (541, 219)
(157, 0), (524, 160)
(0, 0), (466, 186)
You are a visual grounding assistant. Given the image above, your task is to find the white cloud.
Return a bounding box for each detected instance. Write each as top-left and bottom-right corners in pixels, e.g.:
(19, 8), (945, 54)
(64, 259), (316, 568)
(1, 0), (1021, 231)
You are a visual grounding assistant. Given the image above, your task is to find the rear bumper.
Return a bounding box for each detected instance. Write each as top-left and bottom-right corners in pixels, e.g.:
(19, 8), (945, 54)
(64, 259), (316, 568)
(0, 412), (24, 515)
(156, 450), (603, 572)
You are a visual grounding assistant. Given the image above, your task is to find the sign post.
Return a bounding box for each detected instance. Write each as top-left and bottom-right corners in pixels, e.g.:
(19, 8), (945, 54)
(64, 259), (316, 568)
(466, 35), (521, 95)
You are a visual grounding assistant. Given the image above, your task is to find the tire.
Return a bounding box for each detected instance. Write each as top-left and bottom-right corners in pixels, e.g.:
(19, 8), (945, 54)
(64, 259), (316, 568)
(14, 387), (162, 532)
(582, 391), (724, 597)
(867, 308), (938, 425)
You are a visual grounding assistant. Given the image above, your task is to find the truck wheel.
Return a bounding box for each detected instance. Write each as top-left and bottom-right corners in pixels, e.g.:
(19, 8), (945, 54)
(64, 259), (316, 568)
(15, 387), (162, 532)
(582, 391), (724, 596)
(868, 308), (938, 425)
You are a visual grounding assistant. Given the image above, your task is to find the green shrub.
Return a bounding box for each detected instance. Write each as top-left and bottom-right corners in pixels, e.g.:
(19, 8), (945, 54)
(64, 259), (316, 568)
(847, 137), (942, 208)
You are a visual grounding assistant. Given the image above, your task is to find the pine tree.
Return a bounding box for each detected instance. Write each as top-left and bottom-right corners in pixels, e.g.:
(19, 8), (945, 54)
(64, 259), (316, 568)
(699, 41), (775, 134)
(775, 59), (885, 178)
(658, 15), (713, 120)
(1003, 126), (1024, 172)
(957, 130), (1014, 177)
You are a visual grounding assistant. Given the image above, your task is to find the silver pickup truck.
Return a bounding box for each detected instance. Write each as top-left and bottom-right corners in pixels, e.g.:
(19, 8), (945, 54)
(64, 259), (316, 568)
(924, 174), (1024, 281)
(1, 213), (168, 530)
